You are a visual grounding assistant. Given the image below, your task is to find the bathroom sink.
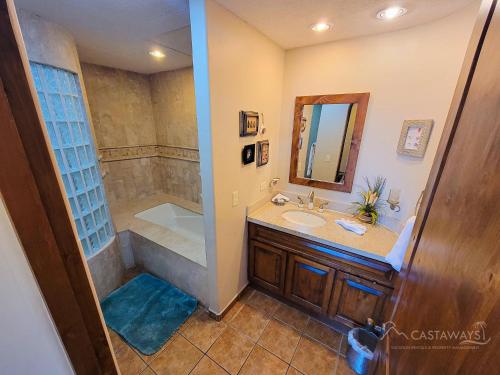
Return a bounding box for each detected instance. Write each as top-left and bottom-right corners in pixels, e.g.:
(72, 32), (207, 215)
(281, 210), (327, 228)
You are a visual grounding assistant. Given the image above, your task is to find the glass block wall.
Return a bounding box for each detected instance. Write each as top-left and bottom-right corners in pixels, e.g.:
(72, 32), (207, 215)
(30, 62), (114, 258)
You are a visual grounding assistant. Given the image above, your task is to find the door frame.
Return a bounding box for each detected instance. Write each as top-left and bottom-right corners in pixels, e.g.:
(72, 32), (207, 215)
(0, 1), (118, 374)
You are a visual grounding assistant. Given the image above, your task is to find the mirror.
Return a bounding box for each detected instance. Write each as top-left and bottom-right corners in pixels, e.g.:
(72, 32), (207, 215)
(289, 93), (369, 192)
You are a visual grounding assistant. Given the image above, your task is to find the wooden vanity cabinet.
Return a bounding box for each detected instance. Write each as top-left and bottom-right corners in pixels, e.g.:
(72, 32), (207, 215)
(285, 255), (335, 314)
(248, 222), (396, 329)
(328, 271), (392, 328)
(248, 240), (287, 295)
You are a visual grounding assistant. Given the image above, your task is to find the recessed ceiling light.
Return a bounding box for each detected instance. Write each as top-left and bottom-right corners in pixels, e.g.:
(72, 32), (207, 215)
(149, 50), (165, 58)
(376, 6), (408, 20)
(310, 22), (332, 32)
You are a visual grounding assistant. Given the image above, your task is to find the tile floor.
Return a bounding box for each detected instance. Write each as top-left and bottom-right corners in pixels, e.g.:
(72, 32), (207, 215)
(108, 286), (355, 375)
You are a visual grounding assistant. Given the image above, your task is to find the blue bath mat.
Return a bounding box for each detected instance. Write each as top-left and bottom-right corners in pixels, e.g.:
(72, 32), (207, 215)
(101, 273), (197, 355)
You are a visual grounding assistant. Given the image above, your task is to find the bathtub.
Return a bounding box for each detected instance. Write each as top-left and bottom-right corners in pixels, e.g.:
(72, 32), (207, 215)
(135, 203), (205, 242)
(134, 203), (206, 267)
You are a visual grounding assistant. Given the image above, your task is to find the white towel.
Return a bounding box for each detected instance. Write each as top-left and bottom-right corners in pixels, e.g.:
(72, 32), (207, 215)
(272, 193), (290, 203)
(385, 216), (416, 271)
(335, 219), (367, 236)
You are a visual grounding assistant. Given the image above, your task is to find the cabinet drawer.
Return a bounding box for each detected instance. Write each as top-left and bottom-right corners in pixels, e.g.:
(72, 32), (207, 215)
(328, 271), (392, 327)
(285, 255), (335, 314)
(249, 240), (287, 295)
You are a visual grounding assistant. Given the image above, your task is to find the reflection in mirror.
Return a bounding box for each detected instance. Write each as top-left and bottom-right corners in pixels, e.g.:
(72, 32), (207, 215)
(289, 93), (369, 192)
(298, 103), (358, 184)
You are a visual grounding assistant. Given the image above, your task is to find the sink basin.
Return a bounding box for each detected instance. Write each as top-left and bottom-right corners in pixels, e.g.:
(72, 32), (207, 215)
(281, 210), (327, 228)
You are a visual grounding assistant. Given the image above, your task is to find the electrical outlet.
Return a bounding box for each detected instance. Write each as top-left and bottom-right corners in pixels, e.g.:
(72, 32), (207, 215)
(232, 191), (239, 207)
(260, 181), (268, 191)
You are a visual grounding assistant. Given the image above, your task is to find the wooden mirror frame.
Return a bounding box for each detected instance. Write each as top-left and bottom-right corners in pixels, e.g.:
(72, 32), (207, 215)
(289, 93), (370, 192)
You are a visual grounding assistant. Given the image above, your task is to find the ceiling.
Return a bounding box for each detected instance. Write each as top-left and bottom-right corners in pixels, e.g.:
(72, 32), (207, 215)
(215, 0), (477, 49)
(15, 0), (193, 74)
(15, 0), (476, 74)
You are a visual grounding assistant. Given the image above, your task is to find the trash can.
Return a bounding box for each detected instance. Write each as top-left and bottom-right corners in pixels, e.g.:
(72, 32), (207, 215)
(346, 328), (379, 375)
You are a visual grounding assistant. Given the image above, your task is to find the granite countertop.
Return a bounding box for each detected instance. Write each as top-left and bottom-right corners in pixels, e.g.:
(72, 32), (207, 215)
(247, 201), (398, 263)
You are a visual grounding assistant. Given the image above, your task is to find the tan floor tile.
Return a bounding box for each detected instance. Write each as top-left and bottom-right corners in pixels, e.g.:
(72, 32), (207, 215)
(258, 319), (301, 363)
(150, 335), (203, 374)
(336, 357), (356, 375)
(109, 330), (147, 375)
(287, 367), (304, 375)
(135, 333), (177, 364)
(291, 337), (337, 375)
(339, 335), (348, 357)
(246, 290), (281, 316)
(222, 301), (244, 323)
(239, 287), (256, 303)
(229, 304), (270, 342)
(304, 319), (343, 351)
(207, 327), (254, 374)
(179, 305), (208, 332)
(181, 310), (227, 352)
(191, 356), (229, 375)
(239, 346), (288, 375)
(139, 367), (156, 375)
(179, 305), (205, 332)
(273, 304), (310, 332)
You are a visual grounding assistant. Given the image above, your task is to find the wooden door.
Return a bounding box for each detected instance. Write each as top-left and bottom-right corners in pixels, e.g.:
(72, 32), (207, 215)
(389, 2), (500, 373)
(0, 2), (117, 374)
(329, 271), (392, 328)
(249, 240), (287, 294)
(285, 254), (335, 314)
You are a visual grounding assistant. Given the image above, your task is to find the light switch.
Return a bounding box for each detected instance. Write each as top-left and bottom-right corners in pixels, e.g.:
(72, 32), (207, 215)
(232, 191), (239, 207)
(260, 181), (268, 191)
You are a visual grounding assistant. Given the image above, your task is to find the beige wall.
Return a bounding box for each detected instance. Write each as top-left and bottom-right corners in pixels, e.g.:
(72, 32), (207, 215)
(155, 158), (202, 203)
(195, 0), (285, 312)
(81, 64), (201, 204)
(277, 2), (479, 227)
(190, 0), (479, 313)
(81, 63), (157, 148)
(101, 158), (162, 202)
(151, 68), (199, 148)
(17, 9), (79, 73)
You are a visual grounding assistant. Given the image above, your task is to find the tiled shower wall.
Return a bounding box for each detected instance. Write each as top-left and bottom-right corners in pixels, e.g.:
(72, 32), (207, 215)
(81, 64), (201, 205)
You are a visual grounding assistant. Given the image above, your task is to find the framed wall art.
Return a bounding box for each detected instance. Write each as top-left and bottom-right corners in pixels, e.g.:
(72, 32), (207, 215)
(397, 119), (434, 157)
(239, 110), (259, 136)
(242, 144), (256, 165)
(256, 140), (269, 167)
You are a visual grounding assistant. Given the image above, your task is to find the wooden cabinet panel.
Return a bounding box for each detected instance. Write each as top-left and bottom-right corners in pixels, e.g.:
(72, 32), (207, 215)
(285, 255), (335, 314)
(248, 223), (396, 331)
(329, 271), (392, 327)
(249, 240), (287, 294)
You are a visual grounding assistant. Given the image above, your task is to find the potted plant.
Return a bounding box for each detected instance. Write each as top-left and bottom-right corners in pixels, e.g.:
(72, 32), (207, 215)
(353, 176), (386, 224)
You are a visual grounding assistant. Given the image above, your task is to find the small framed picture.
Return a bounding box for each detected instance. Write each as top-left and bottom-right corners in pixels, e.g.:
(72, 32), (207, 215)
(239, 111), (259, 136)
(256, 140), (269, 167)
(397, 120), (434, 157)
(242, 144), (256, 165)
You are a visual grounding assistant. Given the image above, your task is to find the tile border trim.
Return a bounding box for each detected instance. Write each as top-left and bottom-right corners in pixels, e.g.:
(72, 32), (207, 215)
(99, 145), (200, 163)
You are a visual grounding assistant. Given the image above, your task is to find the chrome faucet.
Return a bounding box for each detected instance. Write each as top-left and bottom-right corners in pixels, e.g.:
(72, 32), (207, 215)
(307, 190), (315, 209)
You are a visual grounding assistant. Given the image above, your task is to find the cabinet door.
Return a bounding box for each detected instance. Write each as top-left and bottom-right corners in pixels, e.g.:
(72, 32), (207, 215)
(328, 271), (392, 327)
(249, 240), (287, 295)
(285, 255), (335, 314)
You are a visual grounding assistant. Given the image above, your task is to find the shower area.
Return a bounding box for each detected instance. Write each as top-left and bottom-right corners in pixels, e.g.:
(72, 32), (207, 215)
(16, 3), (208, 305)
